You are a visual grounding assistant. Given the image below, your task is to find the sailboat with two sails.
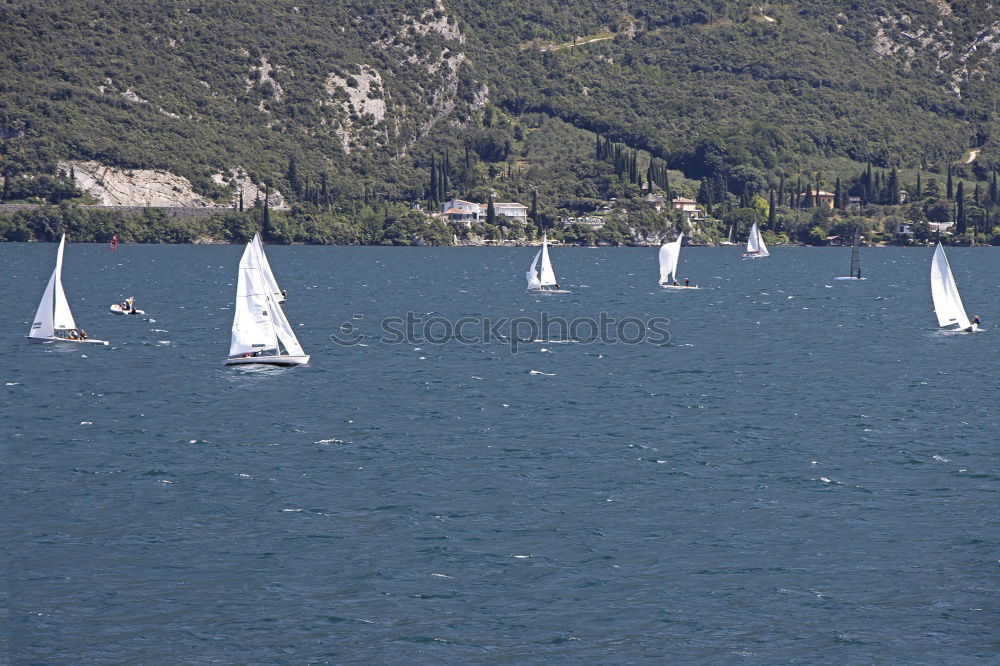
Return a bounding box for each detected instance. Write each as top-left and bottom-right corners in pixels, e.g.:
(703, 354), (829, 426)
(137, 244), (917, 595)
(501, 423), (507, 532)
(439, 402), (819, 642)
(930, 242), (980, 333)
(526, 234), (569, 293)
(28, 234), (108, 345)
(742, 222), (769, 259)
(225, 241), (308, 366)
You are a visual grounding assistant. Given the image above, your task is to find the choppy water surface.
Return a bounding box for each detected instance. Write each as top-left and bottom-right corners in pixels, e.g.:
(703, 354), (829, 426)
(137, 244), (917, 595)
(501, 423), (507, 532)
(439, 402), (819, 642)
(4, 243), (999, 663)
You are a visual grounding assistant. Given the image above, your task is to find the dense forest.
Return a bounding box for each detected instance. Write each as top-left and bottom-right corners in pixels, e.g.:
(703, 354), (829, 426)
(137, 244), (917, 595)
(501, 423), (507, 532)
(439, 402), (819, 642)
(1, 1), (998, 244)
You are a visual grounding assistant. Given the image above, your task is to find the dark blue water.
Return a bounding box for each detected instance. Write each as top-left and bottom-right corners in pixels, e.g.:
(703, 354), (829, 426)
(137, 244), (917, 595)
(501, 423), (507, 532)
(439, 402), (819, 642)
(4, 243), (999, 663)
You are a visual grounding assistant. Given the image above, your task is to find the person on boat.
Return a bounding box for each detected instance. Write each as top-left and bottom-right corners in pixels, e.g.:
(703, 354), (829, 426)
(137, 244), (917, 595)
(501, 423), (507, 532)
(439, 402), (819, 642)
(973, 315), (981, 327)
(684, 277), (690, 287)
(672, 279), (679, 286)
(555, 283), (561, 290)
(120, 300), (130, 313)
(281, 289), (287, 298)
(79, 329), (87, 340)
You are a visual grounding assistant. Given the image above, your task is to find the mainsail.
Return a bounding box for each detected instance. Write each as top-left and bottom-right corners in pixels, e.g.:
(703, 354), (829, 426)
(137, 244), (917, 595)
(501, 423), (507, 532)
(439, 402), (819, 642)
(930, 242), (971, 330)
(251, 233), (285, 303)
(658, 235), (682, 284)
(538, 234), (557, 286)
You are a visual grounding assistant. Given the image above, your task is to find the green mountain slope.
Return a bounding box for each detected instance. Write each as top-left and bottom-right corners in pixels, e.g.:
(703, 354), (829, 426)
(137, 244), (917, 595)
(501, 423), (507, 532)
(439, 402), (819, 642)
(1, 0), (997, 207)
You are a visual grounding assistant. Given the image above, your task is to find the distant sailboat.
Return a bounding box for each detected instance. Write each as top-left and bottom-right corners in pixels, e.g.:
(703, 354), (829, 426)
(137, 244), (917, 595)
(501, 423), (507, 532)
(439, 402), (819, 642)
(526, 234), (569, 293)
(251, 233), (286, 303)
(28, 234), (108, 345)
(658, 234), (698, 289)
(930, 242), (979, 332)
(742, 222), (769, 259)
(834, 231), (866, 280)
(226, 242), (309, 366)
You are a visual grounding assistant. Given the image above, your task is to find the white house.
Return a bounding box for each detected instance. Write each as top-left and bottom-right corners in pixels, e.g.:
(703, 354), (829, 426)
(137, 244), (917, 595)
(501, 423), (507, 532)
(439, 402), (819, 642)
(493, 202), (528, 224)
(560, 216), (605, 229)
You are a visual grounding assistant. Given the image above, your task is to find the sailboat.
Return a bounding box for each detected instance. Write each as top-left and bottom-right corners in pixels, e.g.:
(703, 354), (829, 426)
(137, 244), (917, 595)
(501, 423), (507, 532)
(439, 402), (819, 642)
(834, 231), (866, 280)
(742, 222), (769, 259)
(930, 242), (979, 332)
(526, 234), (569, 293)
(658, 234), (698, 289)
(225, 242), (309, 366)
(251, 233), (286, 303)
(28, 234), (108, 345)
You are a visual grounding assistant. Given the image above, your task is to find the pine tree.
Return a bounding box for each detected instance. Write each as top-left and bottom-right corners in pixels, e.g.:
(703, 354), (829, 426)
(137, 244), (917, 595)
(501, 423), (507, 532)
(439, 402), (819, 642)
(947, 165), (953, 200)
(956, 181), (966, 234)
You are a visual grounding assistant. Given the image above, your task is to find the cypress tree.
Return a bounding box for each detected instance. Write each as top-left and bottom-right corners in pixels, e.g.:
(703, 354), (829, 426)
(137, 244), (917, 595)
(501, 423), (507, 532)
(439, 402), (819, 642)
(287, 155), (299, 196)
(956, 181), (966, 234)
(664, 169), (671, 201)
(530, 188), (538, 225)
(262, 184), (271, 234)
(238, 189), (244, 212)
(428, 155), (437, 202)
(974, 182), (981, 207)
(991, 171), (999, 205)
(803, 186), (813, 208)
(768, 189), (776, 228)
(486, 194), (496, 225)
(888, 168), (900, 205)
(916, 171), (922, 200)
(442, 150), (450, 200)
(834, 177), (842, 209)
(947, 165), (953, 199)
(778, 172), (785, 206)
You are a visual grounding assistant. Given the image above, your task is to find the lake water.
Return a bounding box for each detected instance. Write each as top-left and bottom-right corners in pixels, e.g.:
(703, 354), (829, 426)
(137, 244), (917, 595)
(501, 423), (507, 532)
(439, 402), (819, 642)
(4, 243), (999, 663)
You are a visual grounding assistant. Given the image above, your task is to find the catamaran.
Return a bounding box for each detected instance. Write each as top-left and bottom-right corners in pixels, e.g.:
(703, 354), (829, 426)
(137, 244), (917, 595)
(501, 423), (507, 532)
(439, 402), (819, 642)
(225, 242), (309, 366)
(658, 234), (698, 289)
(834, 231), (865, 280)
(742, 222), (769, 259)
(526, 234), (569, 293)
(930, 242), (979, 332)
(28, 234), (108, 345)
(251, 233), (286, 303)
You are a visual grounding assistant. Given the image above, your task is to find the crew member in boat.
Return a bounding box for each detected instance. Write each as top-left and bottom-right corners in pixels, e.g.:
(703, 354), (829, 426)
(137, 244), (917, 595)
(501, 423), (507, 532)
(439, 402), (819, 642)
(79, 329), (87, 340)
(672, 279), (679, 286)
(684, 277), (690, 287)
(973, 315), (981, 327)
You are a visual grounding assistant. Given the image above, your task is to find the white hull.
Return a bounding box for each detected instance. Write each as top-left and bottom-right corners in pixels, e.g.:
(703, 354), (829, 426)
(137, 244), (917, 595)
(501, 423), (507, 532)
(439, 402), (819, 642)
(942, 324), (980, 333)
(741, 253), (766, 259)
(527, 288), (571, 294)
(660, 284), (701, 290)
(27, 335), (109, 345)
(225, 354), (310, 366)
(833, 277), (866, 281)
(110, 304), (145, 314)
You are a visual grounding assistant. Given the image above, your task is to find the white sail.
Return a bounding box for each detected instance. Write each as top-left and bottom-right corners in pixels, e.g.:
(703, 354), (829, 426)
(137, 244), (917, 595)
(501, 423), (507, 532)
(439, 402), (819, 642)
(930, 242), (971, 330)
(268, 288), (305, 356)
(658, 235), (682, 284)
(230, 243), (280, 356)
(746, 222), (769, 257)
(30, 234), (77, 338)
(252, 233), (285, 303)
(526, 249), (542, 289)
(539, 234), (557, 286)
